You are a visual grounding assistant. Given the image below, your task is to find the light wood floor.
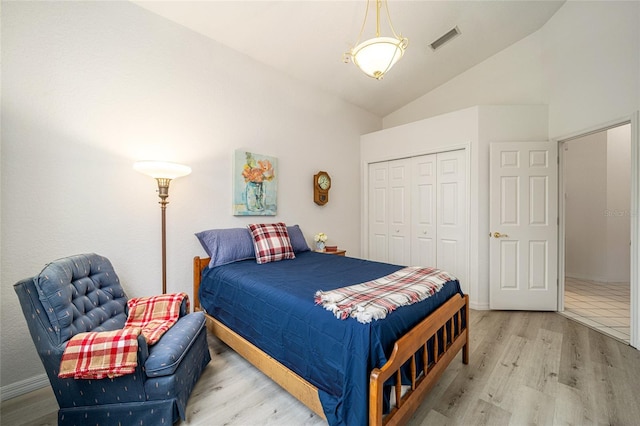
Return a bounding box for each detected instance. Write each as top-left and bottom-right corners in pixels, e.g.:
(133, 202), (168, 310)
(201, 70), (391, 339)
(3, 309), (640, 425)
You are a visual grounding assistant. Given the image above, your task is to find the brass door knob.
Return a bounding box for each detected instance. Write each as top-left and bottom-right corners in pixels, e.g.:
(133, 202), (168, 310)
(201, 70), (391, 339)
(493, 232), (509, 238)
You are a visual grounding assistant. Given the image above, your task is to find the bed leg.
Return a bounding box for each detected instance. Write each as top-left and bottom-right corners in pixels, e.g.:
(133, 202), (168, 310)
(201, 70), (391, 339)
(462, 294), (470, 364)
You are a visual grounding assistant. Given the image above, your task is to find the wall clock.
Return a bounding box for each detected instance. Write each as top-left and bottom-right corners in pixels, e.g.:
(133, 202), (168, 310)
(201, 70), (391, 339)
(313, 171), (331, 205)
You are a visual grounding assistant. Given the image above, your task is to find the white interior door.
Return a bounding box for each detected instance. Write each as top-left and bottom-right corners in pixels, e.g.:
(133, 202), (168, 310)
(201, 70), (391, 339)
(436, 150), (467, 287)
(490, 142), (558, 310)
(368, 162), (388, 262)
(411, 154), (437, 266)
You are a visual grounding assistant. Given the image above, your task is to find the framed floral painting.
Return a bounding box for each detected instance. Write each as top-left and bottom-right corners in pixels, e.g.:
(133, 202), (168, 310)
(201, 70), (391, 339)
(233, 150), (277, 216)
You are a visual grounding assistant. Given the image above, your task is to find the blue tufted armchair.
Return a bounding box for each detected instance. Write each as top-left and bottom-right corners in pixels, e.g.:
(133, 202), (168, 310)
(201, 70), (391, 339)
(14, 253), (211, 425)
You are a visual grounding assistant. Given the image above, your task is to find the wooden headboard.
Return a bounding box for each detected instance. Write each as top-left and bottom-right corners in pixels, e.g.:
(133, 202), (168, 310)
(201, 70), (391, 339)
(192, 256), (210, 311)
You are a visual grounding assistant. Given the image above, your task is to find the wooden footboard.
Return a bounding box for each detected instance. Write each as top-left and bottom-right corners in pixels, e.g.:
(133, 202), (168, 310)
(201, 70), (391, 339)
(370, 293), (469, 426)
(193, 256), (469, 426)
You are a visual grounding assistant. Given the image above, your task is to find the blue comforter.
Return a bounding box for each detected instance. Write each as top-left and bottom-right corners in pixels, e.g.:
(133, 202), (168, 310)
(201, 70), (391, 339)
(199, 251), (463, 426)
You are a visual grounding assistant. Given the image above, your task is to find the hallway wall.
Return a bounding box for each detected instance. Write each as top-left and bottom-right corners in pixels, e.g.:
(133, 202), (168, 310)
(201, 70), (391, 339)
(565, 124), (631, 282)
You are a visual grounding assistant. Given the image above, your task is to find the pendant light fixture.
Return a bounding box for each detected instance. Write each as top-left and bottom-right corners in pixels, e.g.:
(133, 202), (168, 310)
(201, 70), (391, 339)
(344, 0), (408, 80)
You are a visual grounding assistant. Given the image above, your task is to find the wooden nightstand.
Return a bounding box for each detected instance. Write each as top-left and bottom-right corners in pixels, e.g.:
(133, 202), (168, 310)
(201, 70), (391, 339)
(316, 249), (346, 256)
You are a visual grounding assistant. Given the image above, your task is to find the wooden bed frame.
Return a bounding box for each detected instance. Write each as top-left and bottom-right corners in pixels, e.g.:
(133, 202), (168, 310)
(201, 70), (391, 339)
(193, 256), (469, 426)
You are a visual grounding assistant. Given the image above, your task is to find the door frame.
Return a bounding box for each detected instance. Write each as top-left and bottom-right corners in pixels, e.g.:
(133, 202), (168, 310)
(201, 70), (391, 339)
(555, 112), (639, 349)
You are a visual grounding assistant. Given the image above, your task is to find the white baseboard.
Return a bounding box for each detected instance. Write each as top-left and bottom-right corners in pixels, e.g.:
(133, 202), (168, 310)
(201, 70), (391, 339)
(470, 301), (490, 310)
(1, 374), (50, 402)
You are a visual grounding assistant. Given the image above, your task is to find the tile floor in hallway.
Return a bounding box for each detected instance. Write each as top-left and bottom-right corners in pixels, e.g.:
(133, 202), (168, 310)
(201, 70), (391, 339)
(561, 276), (630, 343)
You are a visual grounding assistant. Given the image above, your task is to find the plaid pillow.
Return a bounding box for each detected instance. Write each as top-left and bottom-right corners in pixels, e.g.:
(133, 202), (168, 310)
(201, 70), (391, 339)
(248, 223), (296, 264)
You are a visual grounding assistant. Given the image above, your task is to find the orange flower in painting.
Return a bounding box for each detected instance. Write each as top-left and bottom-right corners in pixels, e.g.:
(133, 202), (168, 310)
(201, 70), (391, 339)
(242, 153), (274, 183)
(258, 160), (274, 181)
(242, 164), (264, 182)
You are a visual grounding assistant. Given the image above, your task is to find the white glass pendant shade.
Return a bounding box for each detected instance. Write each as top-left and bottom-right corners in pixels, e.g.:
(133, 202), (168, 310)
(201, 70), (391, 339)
(352, 36), (406, 80)
(345, 0), (408, 80)
(134, 160), (191, 180)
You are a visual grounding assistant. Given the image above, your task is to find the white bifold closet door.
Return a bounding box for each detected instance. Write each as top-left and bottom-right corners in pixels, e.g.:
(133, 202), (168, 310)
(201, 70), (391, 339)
(368, 150), (467, 284)
(411, 155), (437, 266)
(368, 158), (411, 265)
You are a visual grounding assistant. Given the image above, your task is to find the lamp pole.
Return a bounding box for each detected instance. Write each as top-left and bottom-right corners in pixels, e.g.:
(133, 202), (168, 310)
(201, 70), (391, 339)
(157, 178), (171, 294)
(134, 160), (191, 295)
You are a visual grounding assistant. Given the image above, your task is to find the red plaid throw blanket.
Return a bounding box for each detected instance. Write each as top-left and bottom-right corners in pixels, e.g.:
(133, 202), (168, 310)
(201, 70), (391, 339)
(125, 292), (188, 345)
(58, 328), (140, 379)
(58, 292), (188, 379)
(314, 267), (456, 323)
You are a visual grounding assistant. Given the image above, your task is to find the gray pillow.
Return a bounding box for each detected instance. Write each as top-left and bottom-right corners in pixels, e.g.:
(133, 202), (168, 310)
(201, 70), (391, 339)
(287, 224), (310, 253)
(195, 228), (255, 268)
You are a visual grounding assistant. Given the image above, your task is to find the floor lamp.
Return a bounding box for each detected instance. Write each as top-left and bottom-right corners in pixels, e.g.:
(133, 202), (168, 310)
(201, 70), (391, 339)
(134, 160), (191, 294)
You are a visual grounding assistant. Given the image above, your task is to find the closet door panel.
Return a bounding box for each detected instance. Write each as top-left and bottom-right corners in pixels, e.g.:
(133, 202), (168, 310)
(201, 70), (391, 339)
(438, 239), (459, 274)
(437, 150), (467, 285)
(388, 159), (411, 265)
(411, 155), (437, 266)
(368, 162), (389, 262)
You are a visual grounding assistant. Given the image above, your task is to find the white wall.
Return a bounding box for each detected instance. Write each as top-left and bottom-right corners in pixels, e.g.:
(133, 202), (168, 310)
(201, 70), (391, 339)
(543, 1), (639, 139)
(383, 31), (546, 129)
(384, 1), (640, 140)
(0, 1), (380, 392)
(565, 125), (631, 283)
(606, 125), (632, 282)
(564, 132), (609, 280)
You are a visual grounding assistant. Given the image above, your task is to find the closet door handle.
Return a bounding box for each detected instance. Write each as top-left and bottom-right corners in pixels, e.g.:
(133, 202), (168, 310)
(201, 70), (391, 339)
(492, 232), (509, 238)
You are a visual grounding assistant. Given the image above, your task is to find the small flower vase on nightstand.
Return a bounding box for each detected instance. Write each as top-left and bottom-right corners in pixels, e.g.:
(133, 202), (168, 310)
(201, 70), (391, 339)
(316, 241), (325, 251)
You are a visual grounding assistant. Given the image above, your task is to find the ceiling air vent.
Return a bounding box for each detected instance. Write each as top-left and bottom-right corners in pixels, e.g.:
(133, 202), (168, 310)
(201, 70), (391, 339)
(429, 26), (461, 51)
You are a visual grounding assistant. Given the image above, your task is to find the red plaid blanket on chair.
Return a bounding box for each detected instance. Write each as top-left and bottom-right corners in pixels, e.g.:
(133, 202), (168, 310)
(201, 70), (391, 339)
(125, 292), (188, 345)
(58, 328), (140, 379)
(58, 293), (188, 379)
(315, 267), (456, 324)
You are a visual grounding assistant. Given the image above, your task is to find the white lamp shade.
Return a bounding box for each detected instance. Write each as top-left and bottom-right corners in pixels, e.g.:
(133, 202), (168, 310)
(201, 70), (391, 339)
(134, 161), (191, 180)
(352, 36), (406, 79)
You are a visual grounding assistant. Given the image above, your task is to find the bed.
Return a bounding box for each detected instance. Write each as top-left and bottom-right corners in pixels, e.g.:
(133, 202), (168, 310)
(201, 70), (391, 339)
(193, 225), (469, 426)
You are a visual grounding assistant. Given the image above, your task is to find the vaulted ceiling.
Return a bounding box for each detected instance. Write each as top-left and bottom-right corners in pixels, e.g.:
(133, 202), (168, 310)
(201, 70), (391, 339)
(133, 1), (565, 117)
